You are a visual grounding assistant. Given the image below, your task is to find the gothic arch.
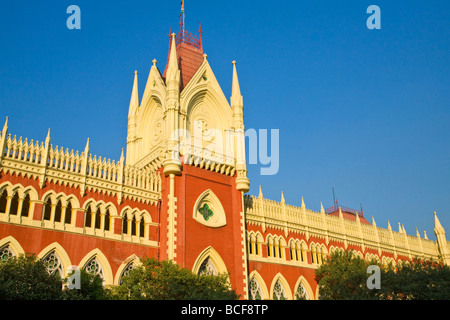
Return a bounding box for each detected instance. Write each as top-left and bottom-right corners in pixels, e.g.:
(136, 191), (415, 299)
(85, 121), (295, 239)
(269, 273), (293, 300)
(0, 236), (25, 256)
(293, 275), (315, 300)
(78, 248), (114, 285)
(114, 254), (141, 285)
(248, 270), (269, 300)
(192, 246), (228, 276)
(37, 242), (72, 278)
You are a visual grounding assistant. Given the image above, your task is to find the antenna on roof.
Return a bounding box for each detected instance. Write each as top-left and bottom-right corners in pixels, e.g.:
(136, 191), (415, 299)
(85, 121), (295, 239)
(332, 187), (336, 206)
(181, 0), (185, 34)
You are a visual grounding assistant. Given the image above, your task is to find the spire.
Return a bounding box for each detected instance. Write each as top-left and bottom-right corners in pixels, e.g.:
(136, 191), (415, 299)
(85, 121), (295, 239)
(320, 202), (325, 214)
(1, 117), (8, 138)
(231, 60), (243, 107)
(166, 33), (180, 84)
(301, 196), (305, 208)
(128, 70), (139, 117)
(281, 191), (285, 204)
(434, 211), (445, 233)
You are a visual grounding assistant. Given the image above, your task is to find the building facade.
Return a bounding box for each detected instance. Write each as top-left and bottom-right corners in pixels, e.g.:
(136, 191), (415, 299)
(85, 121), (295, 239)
(0, 17), (449, 300)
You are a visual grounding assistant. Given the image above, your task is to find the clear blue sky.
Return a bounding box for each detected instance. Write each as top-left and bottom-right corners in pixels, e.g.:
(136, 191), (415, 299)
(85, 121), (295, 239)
(1, 1), (449, 240)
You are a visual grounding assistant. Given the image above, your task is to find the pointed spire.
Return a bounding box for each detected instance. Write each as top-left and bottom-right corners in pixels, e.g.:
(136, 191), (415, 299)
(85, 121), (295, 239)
(424, 230), (429, 240)
(45, 129), (51, 145)
(166, 33), (180, 83)
(128, 70), (139, 117)
(320, 202), (325, 214)
(281, 191), (285, 203)
(387, 220), (392, 231)
(258, 185), (263, 198)
(434, 211), (445, 233)
(84, 138), (90, 155)
(301, 196), (305, 208)
(2, 117), (8, 138)
(120, 148), (124, 164)
(231, 60), (243, 107)
(416, 228), (421, 238)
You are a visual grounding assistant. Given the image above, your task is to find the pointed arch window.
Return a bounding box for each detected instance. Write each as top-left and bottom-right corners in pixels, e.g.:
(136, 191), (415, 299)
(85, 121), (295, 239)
(54, 200), (62, 223)
(249, 277), (263, 300)
(119, 262), (134, 285)
(295, 282), (309, 300)
(122, 215), (128, 234)
(43, 251), (63, 277)
(84, 256), (104, 281)
(84, 206), (92, 228)
(0, 190), (7, 213)
(139, 218), (145, 238)
(273, 279), (287, 300)
(104, 209), (110, 231)
(9, 193), (19, 215)
(131, 216), (137, 236)
(94, 208), (101, 229)
(198, 257), (218, 276)
(43, 198), (52, 221)
(21, 194), (30, 217)
(0, 245), (15, 263)
(64, 201), (72, 224)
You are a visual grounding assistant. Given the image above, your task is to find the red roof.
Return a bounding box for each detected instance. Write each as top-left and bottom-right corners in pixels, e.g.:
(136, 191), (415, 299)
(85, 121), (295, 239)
(162, 29), (204, 91)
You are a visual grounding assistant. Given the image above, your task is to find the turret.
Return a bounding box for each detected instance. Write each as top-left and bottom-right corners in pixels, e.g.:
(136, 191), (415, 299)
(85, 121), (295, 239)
(231, 61), (250, 193)
(434, 212), (450, 265)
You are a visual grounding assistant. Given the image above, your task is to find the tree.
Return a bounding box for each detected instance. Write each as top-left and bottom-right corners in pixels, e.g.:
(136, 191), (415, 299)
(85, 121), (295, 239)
(315, 250), (450, 300)
(62, 269), (108, 300)
(0, 253), (63, 300)
(379, 258), (450, 300)
(110, 257), (239, 300)
(315, 250), (378, 300)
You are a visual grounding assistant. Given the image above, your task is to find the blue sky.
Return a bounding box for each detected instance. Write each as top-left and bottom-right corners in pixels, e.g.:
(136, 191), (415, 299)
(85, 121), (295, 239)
(0, 1), (449, 240)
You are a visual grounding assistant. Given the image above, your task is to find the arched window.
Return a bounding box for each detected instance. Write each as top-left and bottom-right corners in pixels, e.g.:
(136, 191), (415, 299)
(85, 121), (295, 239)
(94, 209), (101, 229)
(198, 257), (218, 276)
(273, 279), (287, 300)
(0, 190), (7, 213)
(131, 216), (137, 236)
(84, 256), (104, 282)
(139, 219), (145, 238)
(84, 206), (92, 228)
(122, 215), (128, 234)
(295, 282), (309, 300)
(54, 200), (62, 223)
(9, 193), (19, 215)
(0, 245), (15, 263)
(249, 277), (263, 300)
(21, 194), (30, 217)
(64, 202), (72, 224)
(43, 198), (52, 220)
(43, 251), (63, 277)
(119, 262), (134, 285)
(104, 209), (110, 231)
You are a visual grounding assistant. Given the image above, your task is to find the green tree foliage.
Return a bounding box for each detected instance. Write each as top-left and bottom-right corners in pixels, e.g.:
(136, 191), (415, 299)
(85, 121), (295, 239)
(62, 269), (108, 300)
(315, 249), (450, 300)
(110, 257), (239, 300)
(0, 253), (62, 300)
(315, 250), (377, 300)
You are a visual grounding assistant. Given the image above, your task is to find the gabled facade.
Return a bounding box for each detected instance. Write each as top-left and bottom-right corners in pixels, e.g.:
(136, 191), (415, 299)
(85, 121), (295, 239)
(0, 14), (448, 300)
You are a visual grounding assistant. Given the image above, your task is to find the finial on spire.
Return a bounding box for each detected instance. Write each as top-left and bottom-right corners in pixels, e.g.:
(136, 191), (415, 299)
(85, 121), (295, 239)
(231, 60), (243, 107)
(2, 116), (8, 136)
(152, 59), (157, 66)
(128, 70), (139, 117)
